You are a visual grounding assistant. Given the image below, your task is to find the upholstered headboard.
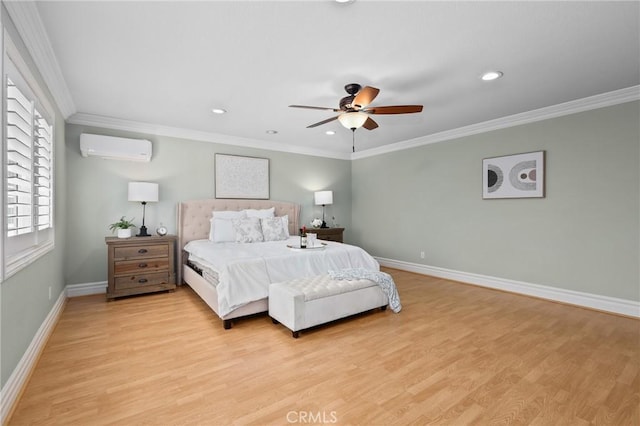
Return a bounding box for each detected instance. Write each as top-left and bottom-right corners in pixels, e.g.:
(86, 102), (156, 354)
(176, 198), (300, 283)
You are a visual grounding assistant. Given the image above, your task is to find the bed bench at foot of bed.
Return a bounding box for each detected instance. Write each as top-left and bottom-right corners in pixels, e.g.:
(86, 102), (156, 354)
(268, 274), (388, 338)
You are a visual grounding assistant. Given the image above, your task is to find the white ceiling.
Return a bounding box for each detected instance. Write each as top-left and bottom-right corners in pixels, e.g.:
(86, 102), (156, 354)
(25, 1), (640, 158)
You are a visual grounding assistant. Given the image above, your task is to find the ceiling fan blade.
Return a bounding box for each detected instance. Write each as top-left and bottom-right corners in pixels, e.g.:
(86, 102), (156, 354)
(364, 105), (423, 115)
(307, 115), (339, 128)
(353, 86), (380, 109)
(289, 105), (339, 112)
(363, 117), (378, 130)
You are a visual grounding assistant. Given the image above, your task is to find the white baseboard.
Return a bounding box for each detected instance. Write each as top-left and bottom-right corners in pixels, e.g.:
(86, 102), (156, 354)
(66, 281), (106, 297)
(0, 289), (67, 424)
(377, 257), (640, 318)
(1, 281), (106, 422)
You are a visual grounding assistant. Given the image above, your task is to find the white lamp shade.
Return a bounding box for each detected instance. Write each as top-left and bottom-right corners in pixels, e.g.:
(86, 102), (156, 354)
(338, 112), (368, 130)
(128, 182), (159, 202)
(314, 190), (333, 206)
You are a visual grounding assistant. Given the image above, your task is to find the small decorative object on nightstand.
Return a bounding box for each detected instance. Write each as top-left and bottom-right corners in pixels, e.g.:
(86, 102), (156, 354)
(105, 235), (176, 299)
(313, 227), (344, 243)
(108, 216), (135, 239)
(156, 223), (168, 236)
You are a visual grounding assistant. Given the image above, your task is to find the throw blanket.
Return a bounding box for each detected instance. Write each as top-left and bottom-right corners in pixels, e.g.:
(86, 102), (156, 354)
(328, 268), (402, 313)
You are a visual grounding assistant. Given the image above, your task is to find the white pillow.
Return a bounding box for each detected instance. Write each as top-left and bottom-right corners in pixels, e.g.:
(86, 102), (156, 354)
(209, 218), (236, 242)
(243, 207), (275, 219)
(213, 210), (246, 219)
(209, 210), (246, 241)
(261, 217), (288, 241)
(232, 217), (264, 243)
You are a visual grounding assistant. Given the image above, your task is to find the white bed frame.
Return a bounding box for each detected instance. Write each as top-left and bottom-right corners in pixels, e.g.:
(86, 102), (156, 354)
(177, 199), (300, 329)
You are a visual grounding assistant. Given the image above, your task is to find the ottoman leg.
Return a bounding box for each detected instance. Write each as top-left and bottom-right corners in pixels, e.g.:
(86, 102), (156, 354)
(271, 317), (279, 324)
(292, 331), (300, 338)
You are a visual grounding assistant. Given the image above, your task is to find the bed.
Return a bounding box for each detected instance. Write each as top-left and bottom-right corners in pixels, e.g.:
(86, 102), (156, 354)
(177, 198), (380, 329)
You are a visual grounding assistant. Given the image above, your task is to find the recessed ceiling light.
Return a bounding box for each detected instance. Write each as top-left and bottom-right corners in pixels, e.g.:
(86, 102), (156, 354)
(325, 130), (336, 135)
(266, 130), (278, 134)
(335, 0), (355, 3)
(211, 108), (226, 114)
(481, 71), (503, 81)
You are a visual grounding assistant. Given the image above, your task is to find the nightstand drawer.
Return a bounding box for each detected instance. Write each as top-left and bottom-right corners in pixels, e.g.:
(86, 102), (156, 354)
(115, 272), (170, 290)
(313, 228), (345, 243)
(318, 233), (341, 242)
(114, 258), (169, 275)
(114, 244), (168, 260)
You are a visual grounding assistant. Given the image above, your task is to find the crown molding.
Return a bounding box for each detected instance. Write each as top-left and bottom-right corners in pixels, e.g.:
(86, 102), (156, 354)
(3, 0), (76, 118)
(67, 113), (352, 160)
(69, 85), (638, 161)
(352, 85), (640, 160)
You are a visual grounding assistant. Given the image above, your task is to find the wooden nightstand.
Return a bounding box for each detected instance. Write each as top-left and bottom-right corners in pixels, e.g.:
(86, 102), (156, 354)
(310, 227), (345, 243)
(105, 235), (177, 299)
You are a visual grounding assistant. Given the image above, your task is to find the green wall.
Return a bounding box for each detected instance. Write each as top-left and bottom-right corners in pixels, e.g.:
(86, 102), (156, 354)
(64, 124), (352, 285)
(0, 7), (68, 388)
(351, 101), (639, 301)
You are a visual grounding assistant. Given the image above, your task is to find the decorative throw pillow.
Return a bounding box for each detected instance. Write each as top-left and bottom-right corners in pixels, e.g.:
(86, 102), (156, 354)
(232, 217), (264, 243)
(279, 215), (290, 237)
(261, 217), (288, 241)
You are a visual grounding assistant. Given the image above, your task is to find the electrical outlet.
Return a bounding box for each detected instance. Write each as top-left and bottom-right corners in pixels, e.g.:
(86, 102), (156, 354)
(48, 286), (52, 300)
(420, 251), (425, 259)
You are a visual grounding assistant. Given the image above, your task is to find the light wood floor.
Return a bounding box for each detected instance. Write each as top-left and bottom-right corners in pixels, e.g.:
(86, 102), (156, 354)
(8, 269), (639, 425)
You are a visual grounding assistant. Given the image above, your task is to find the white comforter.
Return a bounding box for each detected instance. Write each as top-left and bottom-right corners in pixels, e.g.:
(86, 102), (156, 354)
(184, 237), (379, 316)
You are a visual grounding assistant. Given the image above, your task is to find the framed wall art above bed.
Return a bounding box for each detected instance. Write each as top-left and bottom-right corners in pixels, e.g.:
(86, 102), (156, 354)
(215, 154), (269, 199)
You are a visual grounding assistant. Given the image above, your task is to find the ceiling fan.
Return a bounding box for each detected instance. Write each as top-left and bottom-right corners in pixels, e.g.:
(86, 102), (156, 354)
(289, 83), (423, 132)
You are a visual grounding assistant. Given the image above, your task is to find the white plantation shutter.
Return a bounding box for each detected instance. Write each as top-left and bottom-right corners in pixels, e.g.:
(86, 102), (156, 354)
(34, 109), (52, 231)
(6, 78), (34, 237)
(3, 36), (55, 278)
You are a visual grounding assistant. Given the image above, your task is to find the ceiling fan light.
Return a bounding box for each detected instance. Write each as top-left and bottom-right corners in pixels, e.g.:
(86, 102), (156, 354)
(481, 71), (503, 81)
(338, 112), (368, 130)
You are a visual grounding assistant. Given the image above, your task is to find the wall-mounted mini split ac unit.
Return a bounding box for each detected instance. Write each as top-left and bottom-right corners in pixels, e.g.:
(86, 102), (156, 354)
(80, 133), (152, 162)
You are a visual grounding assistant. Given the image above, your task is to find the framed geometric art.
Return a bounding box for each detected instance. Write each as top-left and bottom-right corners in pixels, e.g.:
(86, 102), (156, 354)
(215, 154), (270, 199)
(483, 151), (545, 199)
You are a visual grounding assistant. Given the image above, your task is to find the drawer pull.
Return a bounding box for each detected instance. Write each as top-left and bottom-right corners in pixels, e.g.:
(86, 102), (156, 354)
(138, 278), (148, 283)
(138, 263), (148, 268)
(138, 248), (148, 254)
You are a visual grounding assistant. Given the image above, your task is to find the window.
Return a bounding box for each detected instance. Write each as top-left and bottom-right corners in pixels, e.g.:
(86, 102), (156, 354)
(3, 34), (55, 279)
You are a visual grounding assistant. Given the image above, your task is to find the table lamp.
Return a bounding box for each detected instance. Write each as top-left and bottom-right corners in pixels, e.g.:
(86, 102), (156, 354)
(314, 190), (333, 228)
(128, 182), (159, 237)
